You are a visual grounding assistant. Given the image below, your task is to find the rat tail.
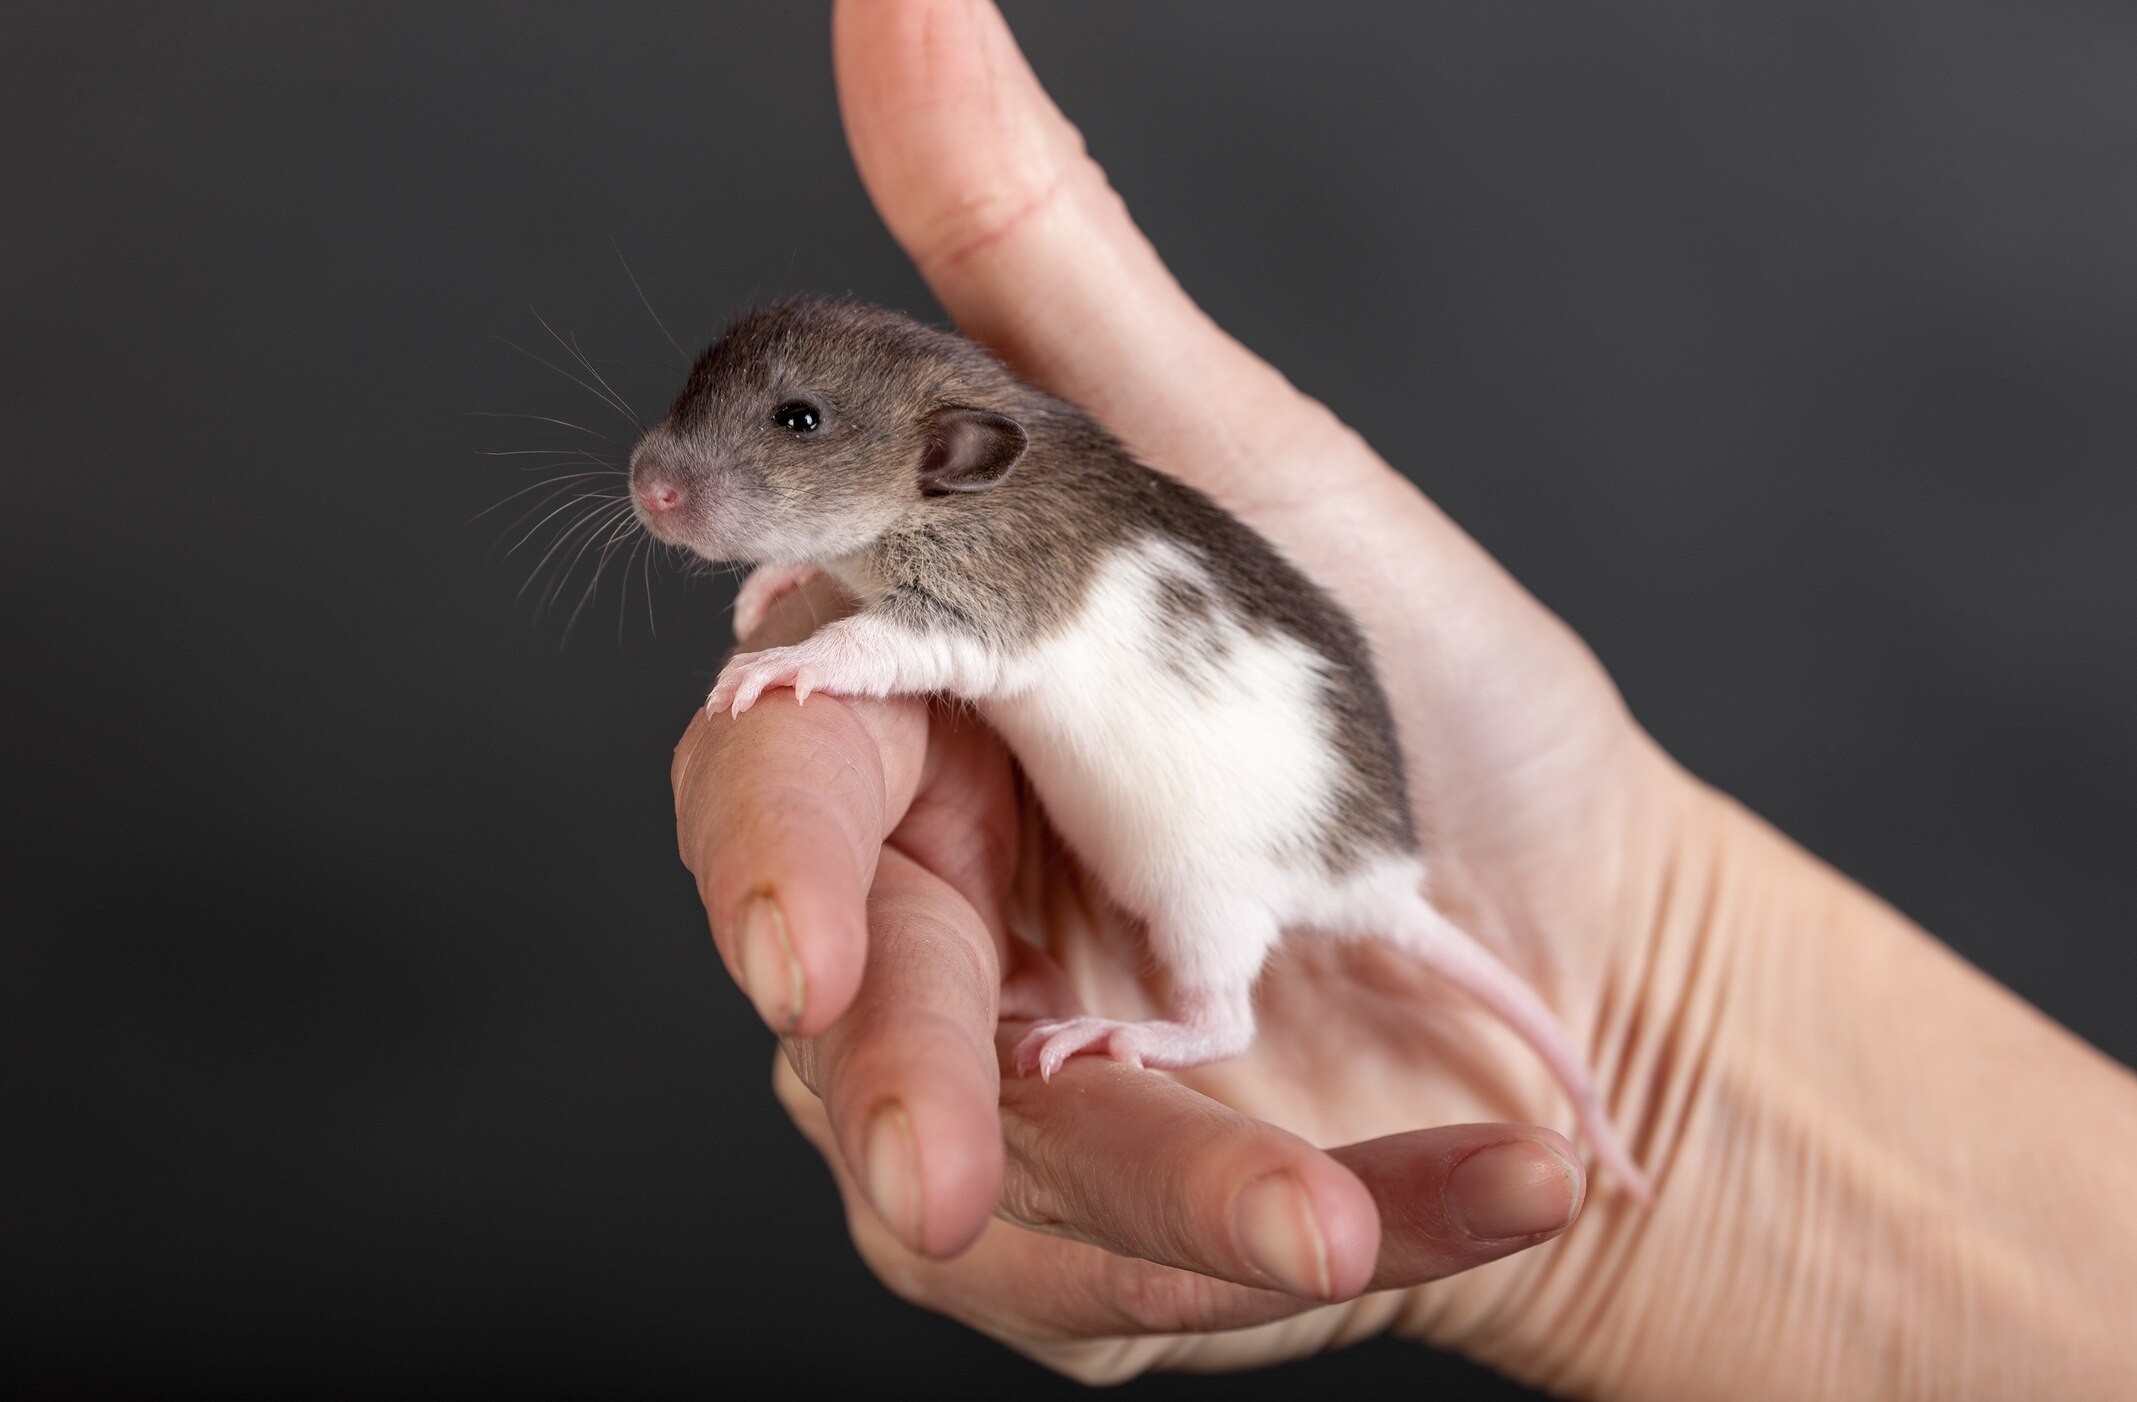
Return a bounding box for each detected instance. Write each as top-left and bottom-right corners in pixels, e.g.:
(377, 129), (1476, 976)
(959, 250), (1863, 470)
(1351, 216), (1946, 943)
(1389, 898), (1655, 1205)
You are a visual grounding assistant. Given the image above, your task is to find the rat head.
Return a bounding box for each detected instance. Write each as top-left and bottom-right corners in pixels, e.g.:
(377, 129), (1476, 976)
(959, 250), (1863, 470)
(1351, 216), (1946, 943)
(628, 298), (1029, 564)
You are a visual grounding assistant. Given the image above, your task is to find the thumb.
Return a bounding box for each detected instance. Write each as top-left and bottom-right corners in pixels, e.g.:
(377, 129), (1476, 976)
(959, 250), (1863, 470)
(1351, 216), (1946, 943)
(831, 0), (1353, 505)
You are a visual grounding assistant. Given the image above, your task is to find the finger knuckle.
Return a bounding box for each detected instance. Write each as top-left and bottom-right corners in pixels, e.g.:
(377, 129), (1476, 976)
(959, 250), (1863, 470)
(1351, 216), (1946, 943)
(1102, 1253), (1228, 1336)
(993, 1164), (1069, 1234)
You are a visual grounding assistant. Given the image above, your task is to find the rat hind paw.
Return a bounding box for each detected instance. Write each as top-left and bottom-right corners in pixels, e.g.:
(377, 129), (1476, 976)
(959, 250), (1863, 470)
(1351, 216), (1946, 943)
(1012, 1017), (1132, 1080)
(1011, 1015), (1248, 1080)
(706, 646), (821, 718)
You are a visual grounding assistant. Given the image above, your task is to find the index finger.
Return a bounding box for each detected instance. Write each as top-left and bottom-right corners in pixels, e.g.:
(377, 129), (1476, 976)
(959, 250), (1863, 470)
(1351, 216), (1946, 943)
(672, 582), (932, 1037)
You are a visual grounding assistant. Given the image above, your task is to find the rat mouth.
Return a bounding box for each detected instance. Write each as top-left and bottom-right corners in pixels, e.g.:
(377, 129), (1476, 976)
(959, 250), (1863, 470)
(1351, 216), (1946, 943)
(632, 489), (752, 566)
(633, 496), (715, 554)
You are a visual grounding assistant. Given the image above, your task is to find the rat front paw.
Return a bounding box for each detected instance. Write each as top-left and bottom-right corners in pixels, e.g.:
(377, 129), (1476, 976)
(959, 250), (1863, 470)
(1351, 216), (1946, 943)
(731, 563), (823, 641)
(706, 646), (824, 718)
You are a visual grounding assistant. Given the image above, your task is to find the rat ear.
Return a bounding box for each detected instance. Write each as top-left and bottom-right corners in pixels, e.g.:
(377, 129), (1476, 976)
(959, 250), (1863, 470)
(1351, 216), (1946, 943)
(920, 407), (1027, 495)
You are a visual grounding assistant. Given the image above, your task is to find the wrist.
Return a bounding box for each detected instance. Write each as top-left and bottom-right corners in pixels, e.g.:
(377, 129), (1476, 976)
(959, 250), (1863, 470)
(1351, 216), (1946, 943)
(1461, 755), (2137, 1399)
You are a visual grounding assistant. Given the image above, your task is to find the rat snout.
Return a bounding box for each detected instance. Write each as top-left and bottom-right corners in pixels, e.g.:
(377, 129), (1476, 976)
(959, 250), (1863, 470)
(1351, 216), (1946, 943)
(632, 454), (684, 516)
(628, 430), (745, 560)
(628, 442), (707, 548)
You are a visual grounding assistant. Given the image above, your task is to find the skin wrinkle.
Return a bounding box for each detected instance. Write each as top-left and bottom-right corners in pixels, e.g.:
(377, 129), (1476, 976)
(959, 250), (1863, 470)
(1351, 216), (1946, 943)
(848, 860), (1001, 1039)
(1545, 811), (1733, 1387)
(1099, 1251), (1286, 1338)
(1607, 801), (1760, 1389)
(791, 726), (891, 845)
(924, 164), (1075, 279)
(879, 921), (1001, 1059)
(1002, 1073), (1209, 1264)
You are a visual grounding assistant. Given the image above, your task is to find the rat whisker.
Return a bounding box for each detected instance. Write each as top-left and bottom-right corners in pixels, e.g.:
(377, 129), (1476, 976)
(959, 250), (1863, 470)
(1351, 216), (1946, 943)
(698, 555), (743, 586)
(515, 449), (618, 473)
(613, 534), (647, 637)
(475, 470), (622, 524)
(508, 489), (623, 564)
(639, 536), (657, 640)
(521, 499), (622, 598)
(584, 505), (642, 587)
(567, 327), (645, 429)
(558, 509), (643, 643)
(529, 499), (634, 611)
(493, 478), (624, 541)
(467, 411), (611, 440)
(505, 489), (612, 558)
(610, 237), (688, 366)
(499, 332), (641, 433)
(616, 535), (639, 644)
(529, 304), (643, 432)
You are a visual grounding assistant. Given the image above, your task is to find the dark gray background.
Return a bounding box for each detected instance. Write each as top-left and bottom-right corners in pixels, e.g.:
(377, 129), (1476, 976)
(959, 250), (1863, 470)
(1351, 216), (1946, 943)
(6, 2), (2133, 1397)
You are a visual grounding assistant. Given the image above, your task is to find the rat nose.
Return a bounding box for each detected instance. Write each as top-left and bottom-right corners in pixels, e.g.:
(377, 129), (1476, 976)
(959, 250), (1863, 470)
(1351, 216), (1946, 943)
(632, 457), (685, 515)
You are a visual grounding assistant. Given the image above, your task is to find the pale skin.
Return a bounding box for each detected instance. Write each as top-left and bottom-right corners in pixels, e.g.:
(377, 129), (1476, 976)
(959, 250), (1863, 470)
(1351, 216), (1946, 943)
(671, 0), (2137, 1391)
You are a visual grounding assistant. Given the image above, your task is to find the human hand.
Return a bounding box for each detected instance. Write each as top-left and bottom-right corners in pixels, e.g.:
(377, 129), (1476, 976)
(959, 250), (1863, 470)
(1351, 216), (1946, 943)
(666, 0), (1723, 1383)
(674, 3), (2137, 1393)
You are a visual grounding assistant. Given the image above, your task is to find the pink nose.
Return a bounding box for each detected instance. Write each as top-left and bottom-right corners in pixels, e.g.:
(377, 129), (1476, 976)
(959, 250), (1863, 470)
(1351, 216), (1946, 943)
(638, 480), (682, 514)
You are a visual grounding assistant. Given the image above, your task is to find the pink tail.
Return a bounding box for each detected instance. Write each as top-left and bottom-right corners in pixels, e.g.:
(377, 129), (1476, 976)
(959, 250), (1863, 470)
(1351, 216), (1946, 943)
(1395, 900), (1655, 1204)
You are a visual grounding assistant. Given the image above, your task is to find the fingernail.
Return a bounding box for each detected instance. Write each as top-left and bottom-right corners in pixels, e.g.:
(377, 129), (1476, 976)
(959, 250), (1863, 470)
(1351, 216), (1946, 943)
(863, 1101), (920, 1247)
(1231, 1171), (1332, 1299)
(735, 892), (805, 1033)
(1446, 1141), (1581, 1241)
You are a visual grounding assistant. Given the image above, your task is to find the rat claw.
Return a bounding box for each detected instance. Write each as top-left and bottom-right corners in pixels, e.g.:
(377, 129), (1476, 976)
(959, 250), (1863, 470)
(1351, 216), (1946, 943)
(1015, 1016), (1136, 1081)
(1037, 1039), (1073, 1081)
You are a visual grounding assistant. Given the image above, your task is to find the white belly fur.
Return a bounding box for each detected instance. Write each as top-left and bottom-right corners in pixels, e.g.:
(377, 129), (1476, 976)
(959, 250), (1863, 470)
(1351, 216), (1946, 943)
(982, 538), (1420, 930)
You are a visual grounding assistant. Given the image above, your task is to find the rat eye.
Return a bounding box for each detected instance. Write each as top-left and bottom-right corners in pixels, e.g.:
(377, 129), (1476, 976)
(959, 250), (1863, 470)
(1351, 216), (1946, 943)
(771, 400), (822, 433)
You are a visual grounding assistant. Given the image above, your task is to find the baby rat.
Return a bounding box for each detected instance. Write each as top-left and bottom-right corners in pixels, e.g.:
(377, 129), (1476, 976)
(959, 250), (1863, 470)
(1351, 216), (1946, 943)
(631, 297), (1652, 1200)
